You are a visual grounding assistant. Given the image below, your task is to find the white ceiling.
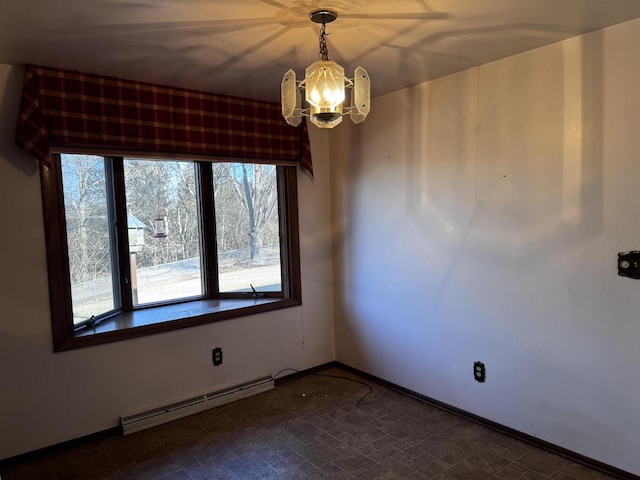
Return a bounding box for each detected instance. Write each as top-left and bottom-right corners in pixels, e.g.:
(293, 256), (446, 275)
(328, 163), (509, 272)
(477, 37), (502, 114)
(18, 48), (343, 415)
(1, 0), (640, 102)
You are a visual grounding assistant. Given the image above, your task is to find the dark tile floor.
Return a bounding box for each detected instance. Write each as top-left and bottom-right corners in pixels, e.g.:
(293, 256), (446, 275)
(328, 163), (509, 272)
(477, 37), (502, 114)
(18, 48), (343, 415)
(0, 368), (617, 480)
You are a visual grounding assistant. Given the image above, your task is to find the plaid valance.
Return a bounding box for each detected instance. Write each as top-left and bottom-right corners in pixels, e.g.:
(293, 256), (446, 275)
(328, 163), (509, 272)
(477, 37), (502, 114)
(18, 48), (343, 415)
(15, 65), (313, 175)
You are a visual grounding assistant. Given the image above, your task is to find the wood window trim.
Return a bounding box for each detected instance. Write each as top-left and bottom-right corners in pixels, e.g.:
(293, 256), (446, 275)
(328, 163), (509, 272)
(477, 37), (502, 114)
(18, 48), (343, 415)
(41, 154), (302, 352)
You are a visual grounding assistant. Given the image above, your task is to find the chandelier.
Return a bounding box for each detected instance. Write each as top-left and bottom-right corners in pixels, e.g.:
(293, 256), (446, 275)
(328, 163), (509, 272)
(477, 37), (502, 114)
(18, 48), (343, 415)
(281, 9), (370, 129)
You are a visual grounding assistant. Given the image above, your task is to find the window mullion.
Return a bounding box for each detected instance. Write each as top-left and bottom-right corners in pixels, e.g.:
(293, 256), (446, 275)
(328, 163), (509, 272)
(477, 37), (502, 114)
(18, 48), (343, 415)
(43, 154), (76, 348)
(282, 166), (301, 301)
(197, 162), (220, 298)
(276, 167), (289, 296)
(110, 157), (133, 311)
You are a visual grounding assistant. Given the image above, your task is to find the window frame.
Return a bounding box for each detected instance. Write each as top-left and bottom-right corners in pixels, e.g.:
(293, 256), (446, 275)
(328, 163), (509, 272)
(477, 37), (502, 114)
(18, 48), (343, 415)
(41, 153), (302, 352)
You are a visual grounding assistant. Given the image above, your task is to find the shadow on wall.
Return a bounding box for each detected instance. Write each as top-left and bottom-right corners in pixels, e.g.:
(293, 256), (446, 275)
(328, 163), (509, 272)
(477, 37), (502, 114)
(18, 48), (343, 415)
(330, 28), (607, 374)
(379, 21), (591, 91)
(329, 120), (368, 366)
(499, 327), (639, 465)
(0, 66), (38, 176)
(404, 31), (604, 267)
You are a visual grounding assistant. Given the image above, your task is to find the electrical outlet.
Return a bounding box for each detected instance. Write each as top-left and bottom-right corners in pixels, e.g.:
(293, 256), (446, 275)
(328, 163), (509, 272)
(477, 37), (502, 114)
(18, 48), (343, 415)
(212, 347), (223, 366)
(474, 361), (486, 382)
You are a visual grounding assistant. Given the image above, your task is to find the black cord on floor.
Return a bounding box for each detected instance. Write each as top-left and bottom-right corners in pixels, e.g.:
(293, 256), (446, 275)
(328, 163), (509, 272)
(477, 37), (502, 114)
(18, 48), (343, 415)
(272, 368), (301, 380)
(271, 368), (373, 407)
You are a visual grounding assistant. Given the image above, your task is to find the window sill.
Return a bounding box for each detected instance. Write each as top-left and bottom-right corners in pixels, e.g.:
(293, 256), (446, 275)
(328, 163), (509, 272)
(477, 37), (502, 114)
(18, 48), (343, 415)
(57, 297), (300, 351)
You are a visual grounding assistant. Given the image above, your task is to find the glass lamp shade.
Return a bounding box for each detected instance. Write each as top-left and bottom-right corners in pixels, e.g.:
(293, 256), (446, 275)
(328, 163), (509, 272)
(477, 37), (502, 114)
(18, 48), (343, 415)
(350, 66), (370, 124)
(281, 69), (302, 127)
(304, 60), (345, 125)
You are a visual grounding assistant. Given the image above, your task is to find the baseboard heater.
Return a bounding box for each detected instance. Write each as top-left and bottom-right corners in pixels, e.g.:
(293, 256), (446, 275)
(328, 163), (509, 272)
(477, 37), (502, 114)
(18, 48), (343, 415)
(120, 375), (274, 435)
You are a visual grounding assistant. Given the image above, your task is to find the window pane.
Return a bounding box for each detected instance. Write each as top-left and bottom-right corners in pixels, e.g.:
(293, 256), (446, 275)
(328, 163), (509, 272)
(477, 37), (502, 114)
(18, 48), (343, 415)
(124, 159), (203, 305)
(214, 163), (282, 293)
(61, 154), (115, 324)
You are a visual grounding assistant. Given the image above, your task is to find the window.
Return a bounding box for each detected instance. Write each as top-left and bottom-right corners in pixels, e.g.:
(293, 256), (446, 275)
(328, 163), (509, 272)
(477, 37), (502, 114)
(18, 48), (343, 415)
(42, 153), (301, 351)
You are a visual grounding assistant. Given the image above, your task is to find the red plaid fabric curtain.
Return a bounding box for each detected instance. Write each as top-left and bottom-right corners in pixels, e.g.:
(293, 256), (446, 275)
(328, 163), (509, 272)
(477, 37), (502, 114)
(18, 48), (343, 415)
(15, 65), (313, 175)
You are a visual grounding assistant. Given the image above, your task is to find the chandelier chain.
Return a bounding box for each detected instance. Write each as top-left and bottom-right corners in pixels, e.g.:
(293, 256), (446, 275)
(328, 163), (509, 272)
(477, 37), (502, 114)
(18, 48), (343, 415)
(318, 19), (331, 61)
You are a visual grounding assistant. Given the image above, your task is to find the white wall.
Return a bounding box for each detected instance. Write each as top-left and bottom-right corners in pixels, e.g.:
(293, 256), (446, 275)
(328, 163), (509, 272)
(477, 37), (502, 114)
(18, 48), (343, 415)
(331, 18), (640, 475)
(0, 64), (335, 460)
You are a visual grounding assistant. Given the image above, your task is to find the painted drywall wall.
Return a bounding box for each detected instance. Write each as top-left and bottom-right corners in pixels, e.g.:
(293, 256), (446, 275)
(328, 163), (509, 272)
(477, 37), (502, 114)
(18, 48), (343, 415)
(0, 64), (335, 460)
(331, 18), (640, 475)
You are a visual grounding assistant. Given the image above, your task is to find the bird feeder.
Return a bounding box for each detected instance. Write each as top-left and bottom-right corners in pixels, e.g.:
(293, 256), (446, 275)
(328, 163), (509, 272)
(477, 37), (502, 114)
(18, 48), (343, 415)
(127, 214), (146, 253)
(153, 216), (168, 238)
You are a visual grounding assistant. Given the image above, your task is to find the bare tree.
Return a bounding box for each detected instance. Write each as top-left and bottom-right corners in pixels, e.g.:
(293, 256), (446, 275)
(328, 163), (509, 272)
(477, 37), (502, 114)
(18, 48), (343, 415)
(216, 163), (278, 265)
(62, 155), (112, 285)
(124, 159), (199, 268)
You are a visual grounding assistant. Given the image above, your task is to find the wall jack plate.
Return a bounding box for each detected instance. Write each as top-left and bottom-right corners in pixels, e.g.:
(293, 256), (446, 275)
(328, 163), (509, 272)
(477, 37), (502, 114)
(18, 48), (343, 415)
(474, 361), (486, 382)
(618, 251), (640, 279)
(212, 347), (223, 366)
